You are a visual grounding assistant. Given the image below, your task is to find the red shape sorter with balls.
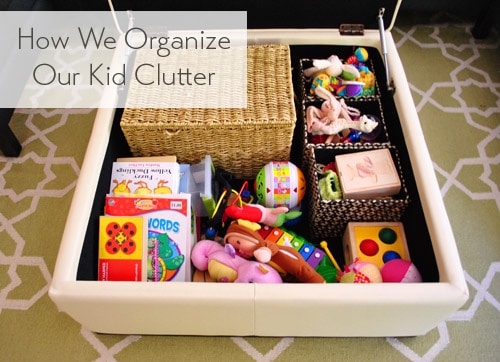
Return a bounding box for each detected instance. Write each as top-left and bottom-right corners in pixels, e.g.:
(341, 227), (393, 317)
(342, 222), (411, 269)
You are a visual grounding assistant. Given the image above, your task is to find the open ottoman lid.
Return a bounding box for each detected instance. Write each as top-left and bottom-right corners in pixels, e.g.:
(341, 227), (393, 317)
(48, 0), (401, 31)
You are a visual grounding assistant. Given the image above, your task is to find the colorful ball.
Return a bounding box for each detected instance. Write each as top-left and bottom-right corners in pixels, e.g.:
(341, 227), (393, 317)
(351, 261), (382, 283)
(359, 239), (379, 256)
(255, 161), (306, 209)
(354, 47), (369, 62)
(381, 259), (422, 283)
(379, 227), (397, 244)
(359, 71), (375, 90)
(310, 73), (331, 94)
(337, 261), (382, 283)
(382, 250), (401, 263)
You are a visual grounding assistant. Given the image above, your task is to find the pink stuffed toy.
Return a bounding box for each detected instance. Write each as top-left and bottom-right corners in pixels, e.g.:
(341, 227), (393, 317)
(306, 87), (378, 143)
(191, 239), (282, 283)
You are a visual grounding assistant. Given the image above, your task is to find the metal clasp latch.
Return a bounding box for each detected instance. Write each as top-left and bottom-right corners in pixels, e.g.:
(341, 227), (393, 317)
(339, 24), (365, 36)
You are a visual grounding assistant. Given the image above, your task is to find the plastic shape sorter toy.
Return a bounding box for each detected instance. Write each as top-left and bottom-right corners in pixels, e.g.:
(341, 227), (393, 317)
(342, 222), (410, 269)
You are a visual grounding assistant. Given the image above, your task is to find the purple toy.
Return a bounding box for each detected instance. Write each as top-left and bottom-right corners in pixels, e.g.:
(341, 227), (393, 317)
(191, 239), (283, 283)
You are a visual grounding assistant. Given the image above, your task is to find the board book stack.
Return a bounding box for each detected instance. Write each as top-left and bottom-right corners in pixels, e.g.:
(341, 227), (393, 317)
(109, 156), (181, 196)
(98, 156), (194, 282)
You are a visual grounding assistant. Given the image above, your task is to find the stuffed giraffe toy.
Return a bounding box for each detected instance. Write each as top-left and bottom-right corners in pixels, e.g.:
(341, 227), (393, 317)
(306, 87), (378, 143)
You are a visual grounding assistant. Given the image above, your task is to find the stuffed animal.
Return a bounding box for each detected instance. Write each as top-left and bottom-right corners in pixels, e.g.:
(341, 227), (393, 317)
(224, 203), (301, 227)
(190, 239), (282, 283)
(306, 87), (378, 143)
(223, 223), (325, 283)
(303, 55), (343, 79)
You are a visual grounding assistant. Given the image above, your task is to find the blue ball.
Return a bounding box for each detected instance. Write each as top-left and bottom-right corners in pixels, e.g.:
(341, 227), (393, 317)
(383, 250), (401, 263)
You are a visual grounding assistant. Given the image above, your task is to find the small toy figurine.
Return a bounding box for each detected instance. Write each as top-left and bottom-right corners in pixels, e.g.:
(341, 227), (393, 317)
(224, 223), (325, 283)
(191, 239), (282, 283)
(224, 204), (301, 227)
(306, 87), (378, 143)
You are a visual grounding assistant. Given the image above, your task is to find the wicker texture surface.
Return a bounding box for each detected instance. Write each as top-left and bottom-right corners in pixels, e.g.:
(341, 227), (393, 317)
(120, 44), (296, 179)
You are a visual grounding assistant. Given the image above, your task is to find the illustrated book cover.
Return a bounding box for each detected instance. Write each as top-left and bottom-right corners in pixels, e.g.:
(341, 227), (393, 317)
(104, 194), (193, 282)
(109, 161), (181, 197)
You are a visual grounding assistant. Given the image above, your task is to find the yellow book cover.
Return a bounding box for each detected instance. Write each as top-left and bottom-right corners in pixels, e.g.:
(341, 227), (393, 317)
(98, 216), (145, 281)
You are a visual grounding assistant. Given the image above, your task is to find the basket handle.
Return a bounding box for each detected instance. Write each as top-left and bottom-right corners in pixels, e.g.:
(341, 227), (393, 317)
(163, 129), (181, 136)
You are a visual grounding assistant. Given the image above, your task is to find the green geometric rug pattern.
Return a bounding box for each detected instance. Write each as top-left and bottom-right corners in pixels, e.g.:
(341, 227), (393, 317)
(1, 13), (499, 362)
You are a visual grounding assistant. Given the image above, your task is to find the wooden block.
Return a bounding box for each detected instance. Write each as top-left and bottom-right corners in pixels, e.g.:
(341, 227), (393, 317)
(342, 222), (410, 269)
(336, 148), (401, 199)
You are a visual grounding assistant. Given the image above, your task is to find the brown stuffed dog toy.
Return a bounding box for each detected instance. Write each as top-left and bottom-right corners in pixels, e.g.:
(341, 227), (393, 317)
(223, 223), (325, 283)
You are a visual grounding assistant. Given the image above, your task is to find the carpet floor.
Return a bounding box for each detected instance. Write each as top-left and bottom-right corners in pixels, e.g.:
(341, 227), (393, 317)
(0, 11), (499, 362)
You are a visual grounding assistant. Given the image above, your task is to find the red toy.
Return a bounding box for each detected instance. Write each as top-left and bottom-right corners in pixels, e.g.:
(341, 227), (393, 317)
(224, 203), (301, 227)
(380, 259), (422, 283)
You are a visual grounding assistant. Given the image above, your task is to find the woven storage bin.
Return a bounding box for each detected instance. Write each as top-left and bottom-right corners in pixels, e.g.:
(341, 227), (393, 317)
(120, 44), (296, 179)
(299, 95), (391, 149)
(303, 144), (410, 239)
(298, 54), (389, 150)
(299, 57), (380, 104)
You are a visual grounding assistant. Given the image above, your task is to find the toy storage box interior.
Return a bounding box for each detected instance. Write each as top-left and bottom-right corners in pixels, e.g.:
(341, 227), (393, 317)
(49, 1), (469, 337)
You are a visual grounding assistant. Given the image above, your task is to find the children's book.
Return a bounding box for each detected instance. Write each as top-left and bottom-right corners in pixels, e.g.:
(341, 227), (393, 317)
(104, 194), (193, 282)
(109, 161), (180, 196)
(98, 215), (147, 281)
(116, 156), (177, 162)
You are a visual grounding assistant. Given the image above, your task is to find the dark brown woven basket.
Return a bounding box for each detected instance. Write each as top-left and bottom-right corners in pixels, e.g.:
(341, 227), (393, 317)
(302, 144), (410, 239)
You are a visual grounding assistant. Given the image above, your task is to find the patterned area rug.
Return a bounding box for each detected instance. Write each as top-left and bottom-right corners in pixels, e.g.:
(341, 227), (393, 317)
(1, 12), (499, 362)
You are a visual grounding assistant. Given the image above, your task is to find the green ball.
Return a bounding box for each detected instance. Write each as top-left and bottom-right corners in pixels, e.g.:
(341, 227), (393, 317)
(379, 227), (397, 244)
